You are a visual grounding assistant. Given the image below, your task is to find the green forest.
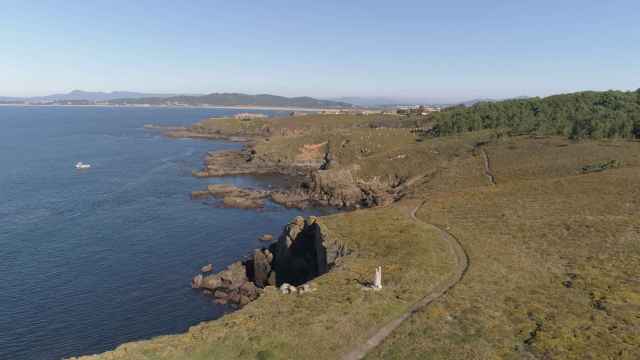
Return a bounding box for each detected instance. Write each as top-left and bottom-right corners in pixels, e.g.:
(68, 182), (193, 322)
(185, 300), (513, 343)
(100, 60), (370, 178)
(432, 90), (640, 139)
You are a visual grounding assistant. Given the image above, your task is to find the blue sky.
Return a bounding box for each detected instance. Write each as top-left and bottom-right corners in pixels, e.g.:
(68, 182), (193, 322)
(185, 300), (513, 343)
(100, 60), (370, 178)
(1, 0), (638, 101)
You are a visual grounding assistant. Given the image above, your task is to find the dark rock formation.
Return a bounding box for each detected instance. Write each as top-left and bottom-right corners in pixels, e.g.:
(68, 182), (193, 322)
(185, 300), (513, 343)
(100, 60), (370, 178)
(192, 216), (345, 306)
(270, 216), (346, 285)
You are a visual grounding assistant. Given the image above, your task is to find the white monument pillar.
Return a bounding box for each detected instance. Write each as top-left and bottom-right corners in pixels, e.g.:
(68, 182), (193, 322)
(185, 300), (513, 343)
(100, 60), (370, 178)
(373, 266), (382, 289)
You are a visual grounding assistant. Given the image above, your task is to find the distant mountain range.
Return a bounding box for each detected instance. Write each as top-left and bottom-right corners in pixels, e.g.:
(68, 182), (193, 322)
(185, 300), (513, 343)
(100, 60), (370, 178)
(0, 90), (531, 109)
(330, 96), (469, 107)
(110, 93), (352, 108)
(0, 90), (185, 102)
(0, 90), (352, 108)
(330, 96), (532, 107)
(330, 96), (445, 107)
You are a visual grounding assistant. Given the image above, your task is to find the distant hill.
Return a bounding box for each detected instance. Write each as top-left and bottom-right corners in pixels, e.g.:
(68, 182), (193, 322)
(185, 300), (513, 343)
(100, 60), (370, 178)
(0, 90), (187, 103)
(110, 93), (352, 108)
(0, 91), (352, 108)
(330, 96), (453, 107)
(36, 90), (187, 102)
(330, 97), (411, 107)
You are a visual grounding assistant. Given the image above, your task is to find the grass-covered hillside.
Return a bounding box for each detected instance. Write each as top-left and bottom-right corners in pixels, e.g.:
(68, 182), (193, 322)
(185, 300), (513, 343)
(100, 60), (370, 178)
(79, 107), (640, 359)
(433, 90), (640, 139)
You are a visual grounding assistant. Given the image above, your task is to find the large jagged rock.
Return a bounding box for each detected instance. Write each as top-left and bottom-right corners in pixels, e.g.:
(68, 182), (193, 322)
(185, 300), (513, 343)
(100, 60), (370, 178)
(192, 216), (345, 306)
(271, 216), (345, 285)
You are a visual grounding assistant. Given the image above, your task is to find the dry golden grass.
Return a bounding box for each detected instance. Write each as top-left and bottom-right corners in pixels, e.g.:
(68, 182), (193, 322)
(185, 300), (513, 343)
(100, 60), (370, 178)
(368, 139), (640, 360)
(484, 136), (640, 184)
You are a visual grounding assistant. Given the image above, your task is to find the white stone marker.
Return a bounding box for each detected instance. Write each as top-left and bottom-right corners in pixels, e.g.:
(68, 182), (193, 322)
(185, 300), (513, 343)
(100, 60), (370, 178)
(373, 266), (383, 290)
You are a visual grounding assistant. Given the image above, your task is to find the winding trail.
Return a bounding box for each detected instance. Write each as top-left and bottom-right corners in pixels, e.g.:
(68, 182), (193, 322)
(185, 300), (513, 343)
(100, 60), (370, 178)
(343, 144), (495, 359)
(479, 147), (497, 185)
(342, 201), (470, 360)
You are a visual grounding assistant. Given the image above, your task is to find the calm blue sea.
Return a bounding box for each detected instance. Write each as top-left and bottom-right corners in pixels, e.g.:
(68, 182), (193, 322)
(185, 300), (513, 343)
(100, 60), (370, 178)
(0, 106), (327, 360)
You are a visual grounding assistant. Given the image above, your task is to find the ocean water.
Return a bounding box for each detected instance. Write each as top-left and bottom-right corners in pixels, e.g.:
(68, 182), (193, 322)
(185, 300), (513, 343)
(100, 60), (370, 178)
(0, 106), (328, 360)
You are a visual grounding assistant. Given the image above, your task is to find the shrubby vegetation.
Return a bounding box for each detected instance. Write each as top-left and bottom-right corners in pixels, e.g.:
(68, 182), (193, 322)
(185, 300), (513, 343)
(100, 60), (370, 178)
(432, 90), (640, 139)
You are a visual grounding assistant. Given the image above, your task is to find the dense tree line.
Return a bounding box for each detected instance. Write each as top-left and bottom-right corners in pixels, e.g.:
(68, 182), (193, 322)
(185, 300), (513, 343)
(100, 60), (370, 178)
(431, 90), (640, 139)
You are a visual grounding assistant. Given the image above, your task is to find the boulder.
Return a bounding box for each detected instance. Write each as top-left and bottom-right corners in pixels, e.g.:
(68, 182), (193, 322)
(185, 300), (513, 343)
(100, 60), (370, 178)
(239, 281), (259, 300)
(214, 298), (228, 305)
(259, 234), (274, 242)
(191, 191), (210, 199)
(201, 263), (213, 273)
(213, 290), (229, 300)
(200, 275), (222, 290)
(228, 291), (241, 304)
(219, 261), (249, 289)
(253, 249), (273, 288)
(223, 196), (265, 209)
(207, 184), (238, 196)
(191, 274), (203, 288)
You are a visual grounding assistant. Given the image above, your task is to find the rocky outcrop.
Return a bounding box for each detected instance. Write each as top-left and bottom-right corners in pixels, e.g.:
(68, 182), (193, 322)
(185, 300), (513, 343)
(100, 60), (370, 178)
(191, 184), (269, 209)
(259, 234), (274, 242)
(193, 148), (298, 177)
(192, 216), (346, 306)
(192, 261), (259, 307)
(270, 169), (395, 209)
(270, 216), (346, 285)
(194, 147), (398, 210)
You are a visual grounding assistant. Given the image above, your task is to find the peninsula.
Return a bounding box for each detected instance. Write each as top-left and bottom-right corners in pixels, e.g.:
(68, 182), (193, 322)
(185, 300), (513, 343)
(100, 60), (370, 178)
(75, 90), (640, 360)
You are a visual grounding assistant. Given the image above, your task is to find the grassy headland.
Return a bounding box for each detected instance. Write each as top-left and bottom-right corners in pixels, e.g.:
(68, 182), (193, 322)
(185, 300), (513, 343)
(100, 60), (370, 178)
(78, 93), (640, 359)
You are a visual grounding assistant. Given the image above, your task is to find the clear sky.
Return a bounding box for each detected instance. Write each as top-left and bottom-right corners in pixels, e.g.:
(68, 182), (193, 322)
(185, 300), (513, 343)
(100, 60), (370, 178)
(1, 0), (638, 101)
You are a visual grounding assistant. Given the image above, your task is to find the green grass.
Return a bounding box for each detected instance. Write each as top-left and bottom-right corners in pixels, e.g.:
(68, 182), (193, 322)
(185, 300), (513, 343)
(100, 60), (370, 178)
(74, 206), (455, 360)
(79, 115), (640, 359)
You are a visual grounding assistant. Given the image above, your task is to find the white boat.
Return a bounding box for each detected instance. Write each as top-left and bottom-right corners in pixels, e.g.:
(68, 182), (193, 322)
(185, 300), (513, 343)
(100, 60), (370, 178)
(75, 162), (91, 169)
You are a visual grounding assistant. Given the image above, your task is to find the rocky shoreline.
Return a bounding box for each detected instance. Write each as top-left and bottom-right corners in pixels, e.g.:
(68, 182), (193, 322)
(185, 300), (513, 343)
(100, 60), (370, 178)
(190, 145), (397, 210)
(191, 216), (345, 307)
(179, 122), (399, 308)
